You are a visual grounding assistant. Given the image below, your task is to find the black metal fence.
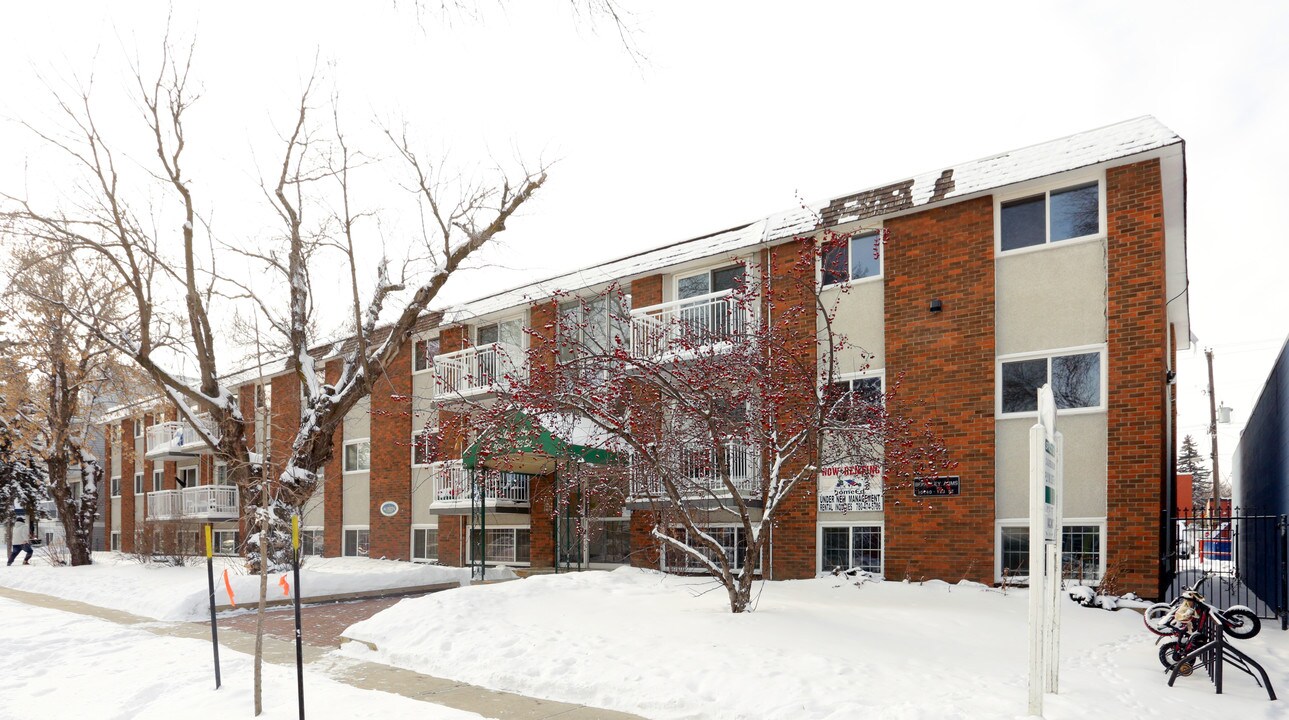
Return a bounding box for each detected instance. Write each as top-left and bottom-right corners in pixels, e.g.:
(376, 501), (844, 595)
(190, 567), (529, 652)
(1164, 506), (1288, 629)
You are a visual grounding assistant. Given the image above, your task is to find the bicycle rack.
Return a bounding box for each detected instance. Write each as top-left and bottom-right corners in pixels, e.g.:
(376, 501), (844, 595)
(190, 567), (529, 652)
(1166, 623), (1277, 701)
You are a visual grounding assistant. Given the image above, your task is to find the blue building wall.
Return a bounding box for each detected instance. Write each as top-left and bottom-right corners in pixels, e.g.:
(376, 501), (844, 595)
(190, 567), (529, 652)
(1236, 340), (1289, 515)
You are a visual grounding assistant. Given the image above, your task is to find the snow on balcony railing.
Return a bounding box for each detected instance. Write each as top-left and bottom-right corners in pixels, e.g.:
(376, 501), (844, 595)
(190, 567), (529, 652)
(429, 460), (530, 508)
(431, 342), (524, 398)
(630, 440), (760, 499)
(146, 486), (239, 521)
(629, 289), (751, 358)
(145, 413), (218, 457)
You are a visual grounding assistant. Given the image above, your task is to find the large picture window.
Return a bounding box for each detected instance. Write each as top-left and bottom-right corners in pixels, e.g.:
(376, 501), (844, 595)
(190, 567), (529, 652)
(1000, 181), (1101, 252)
(820, 525), (883, 574)
(822, 231), (882, 286)
(343, 440), (371, 473)
(662, 525), (761, 574)
(467, 527), (530, 564)
(997, 522), (1104, 583)
(999, 349), (1102, 415)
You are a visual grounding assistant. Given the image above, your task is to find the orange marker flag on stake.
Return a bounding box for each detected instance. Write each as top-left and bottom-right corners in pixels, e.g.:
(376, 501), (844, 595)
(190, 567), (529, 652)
(222, 568), (236, 608)
(279, 574), (291, 597)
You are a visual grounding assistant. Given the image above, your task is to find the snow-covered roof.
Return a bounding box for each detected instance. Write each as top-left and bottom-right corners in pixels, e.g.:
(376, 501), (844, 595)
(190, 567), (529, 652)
(440, 115), (1183, 323)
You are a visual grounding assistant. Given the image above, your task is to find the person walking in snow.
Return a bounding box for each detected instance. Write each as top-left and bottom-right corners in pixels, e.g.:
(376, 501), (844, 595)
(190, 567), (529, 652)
(7, 512), (33, 566)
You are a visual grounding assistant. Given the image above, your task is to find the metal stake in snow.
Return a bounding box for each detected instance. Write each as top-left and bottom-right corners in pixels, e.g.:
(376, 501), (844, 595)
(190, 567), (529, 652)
(1028, 384), (1063, 716)
(291, 514), (305, 719)
(204, 524), (222, 690)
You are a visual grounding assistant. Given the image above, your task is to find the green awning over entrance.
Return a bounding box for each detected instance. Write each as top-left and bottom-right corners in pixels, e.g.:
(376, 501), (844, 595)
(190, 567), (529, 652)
(461, 411), (618, 474)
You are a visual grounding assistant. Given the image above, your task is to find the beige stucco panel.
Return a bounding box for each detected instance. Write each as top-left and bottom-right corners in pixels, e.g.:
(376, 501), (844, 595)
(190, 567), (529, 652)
(821, 279), (884, 374)
(342, 472), (369, 526)
(995, 413), (1107, 519)
(996, 240), (1107, 356)
(110, 497), (121, 526)
(301, 488), (325, 527)
(344, 397), (371, 441)
(411, 370), (437, 430)
(411, 467), (433, 525)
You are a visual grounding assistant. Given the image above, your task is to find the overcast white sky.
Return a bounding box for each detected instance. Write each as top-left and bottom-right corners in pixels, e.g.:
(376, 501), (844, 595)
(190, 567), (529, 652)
(1, 1), (1286, 481)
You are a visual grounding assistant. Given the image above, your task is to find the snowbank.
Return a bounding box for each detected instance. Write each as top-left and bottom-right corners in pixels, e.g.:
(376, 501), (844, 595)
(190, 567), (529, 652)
(0, 552), (514, 621)
(0, 597), (480, 719)
(342, 568), (1289, 720)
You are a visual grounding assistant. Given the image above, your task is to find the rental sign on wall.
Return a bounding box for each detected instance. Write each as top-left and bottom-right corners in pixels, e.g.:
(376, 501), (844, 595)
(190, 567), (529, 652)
(818, 464), (882, 512)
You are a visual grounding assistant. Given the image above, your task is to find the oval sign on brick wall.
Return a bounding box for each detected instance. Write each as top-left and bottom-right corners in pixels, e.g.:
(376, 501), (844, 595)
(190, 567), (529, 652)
(379, 501), (399, 517)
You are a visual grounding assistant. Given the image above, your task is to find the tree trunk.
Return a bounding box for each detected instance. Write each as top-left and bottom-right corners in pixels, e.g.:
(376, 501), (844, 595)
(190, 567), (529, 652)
(44, 456), (93, 566)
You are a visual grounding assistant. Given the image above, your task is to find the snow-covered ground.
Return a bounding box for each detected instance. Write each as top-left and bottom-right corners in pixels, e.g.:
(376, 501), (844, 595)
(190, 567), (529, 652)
(0, 552), (513, 621)
(342, 568), (1288, 720)
(0, 597), (481, 720)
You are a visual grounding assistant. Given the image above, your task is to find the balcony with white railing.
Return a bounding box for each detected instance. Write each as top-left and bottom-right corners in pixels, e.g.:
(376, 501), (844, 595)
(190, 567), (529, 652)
(629, 289), (752, 359)
(428, 460), (531, 512)
(431, 342), (524, 399)
(629, 441), (761, 503)
(145, 413), (218, 460)
(146, 485), (239, 521)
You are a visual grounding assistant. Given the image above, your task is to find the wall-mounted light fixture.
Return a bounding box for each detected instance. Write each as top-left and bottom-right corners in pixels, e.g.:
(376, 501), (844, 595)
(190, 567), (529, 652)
(929, 299), (942, 313)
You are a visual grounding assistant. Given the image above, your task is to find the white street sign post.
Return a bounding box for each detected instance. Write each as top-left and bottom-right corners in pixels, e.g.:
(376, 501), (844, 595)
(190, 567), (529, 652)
(1028, 384), (1063, 716)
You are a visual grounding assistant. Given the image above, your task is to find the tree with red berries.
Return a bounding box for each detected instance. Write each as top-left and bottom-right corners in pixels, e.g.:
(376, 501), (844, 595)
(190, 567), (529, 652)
(480, 234), (954, 613)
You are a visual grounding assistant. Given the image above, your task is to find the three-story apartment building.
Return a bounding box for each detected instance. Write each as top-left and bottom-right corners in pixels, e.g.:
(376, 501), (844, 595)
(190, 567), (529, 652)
(99, 116), (1189, 596)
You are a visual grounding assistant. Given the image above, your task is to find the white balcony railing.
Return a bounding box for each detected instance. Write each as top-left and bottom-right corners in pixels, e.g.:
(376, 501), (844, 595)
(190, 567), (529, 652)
(431, 342), (524, 398)
(146, 486), (239, 521)
(145, 413), (217, 458)
(429, 460), (530, 509)
(629, 289), (751, 358)
(630, 441), (760, 500)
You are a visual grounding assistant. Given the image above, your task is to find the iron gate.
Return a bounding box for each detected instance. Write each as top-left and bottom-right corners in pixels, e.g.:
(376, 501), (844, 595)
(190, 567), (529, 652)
(1164, 507), (1288, 629)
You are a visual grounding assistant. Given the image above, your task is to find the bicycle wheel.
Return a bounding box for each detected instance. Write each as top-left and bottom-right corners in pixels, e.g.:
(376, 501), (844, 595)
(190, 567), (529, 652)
(1158, 641), (1186, 670)
(1221, 607), (1261, 640)
(1142, 602), (1175, 636)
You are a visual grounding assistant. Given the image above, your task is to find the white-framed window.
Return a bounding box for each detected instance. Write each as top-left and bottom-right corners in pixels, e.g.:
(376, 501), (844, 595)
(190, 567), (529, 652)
(343, 439), (371, 473)
(413, 337), (440, 374)
(70, 480), (82, 500)
(827, 370), (885, 414)
(466, 527), (530, 565)
(661, 525), (761, 575)
(411, 427), (439, 467)
(110, 531), (121, 551)
(180, 466), (198, 488)
(997, 345), (1105, 417)
(133, 417), (143, 438)
(995, 519), (1106, 584)
(110, 476), (121, 498)
(475, 317), (524, 349)
(822, 230), (882, 286)
(214, 463), (230, 486)
(213, 529), (240, 556)
(818, 523), (883, 574)
(343, 527), (370, 557)
(300, 528), (324, 556)
(133, 473), (144, 495)
(997, 177), (1104, 254)
(675, 263), (745, 303)
(411, 526), (439, 562)
(152, 469), (164, 492)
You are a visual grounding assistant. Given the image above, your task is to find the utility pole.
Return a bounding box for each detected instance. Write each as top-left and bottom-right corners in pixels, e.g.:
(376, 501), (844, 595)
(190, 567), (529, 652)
(1205, 348), (1221, 508)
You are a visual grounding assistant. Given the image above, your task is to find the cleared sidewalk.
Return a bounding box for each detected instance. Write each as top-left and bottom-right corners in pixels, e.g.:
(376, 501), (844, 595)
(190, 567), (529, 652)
(0, 584), (641, 720)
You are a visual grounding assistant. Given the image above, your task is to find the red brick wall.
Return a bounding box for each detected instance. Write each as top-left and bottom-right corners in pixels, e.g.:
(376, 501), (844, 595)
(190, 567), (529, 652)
(324, 359), (344, 557)
(370, 337), (413, 560)
(1106, 158), (1169, 595)
(440, 326), (466, 354)
(765, 242), (820, 580)
(629, 510), (661, 569)
(631, 275), (663, 308)
(438, 515), (466, 566)
(120, 419), (136, 552)
(270, 372), (301, 484)
(884, 196), (996, 584)
(529, 475), (555, 569)
(238, 386), (257, 547)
